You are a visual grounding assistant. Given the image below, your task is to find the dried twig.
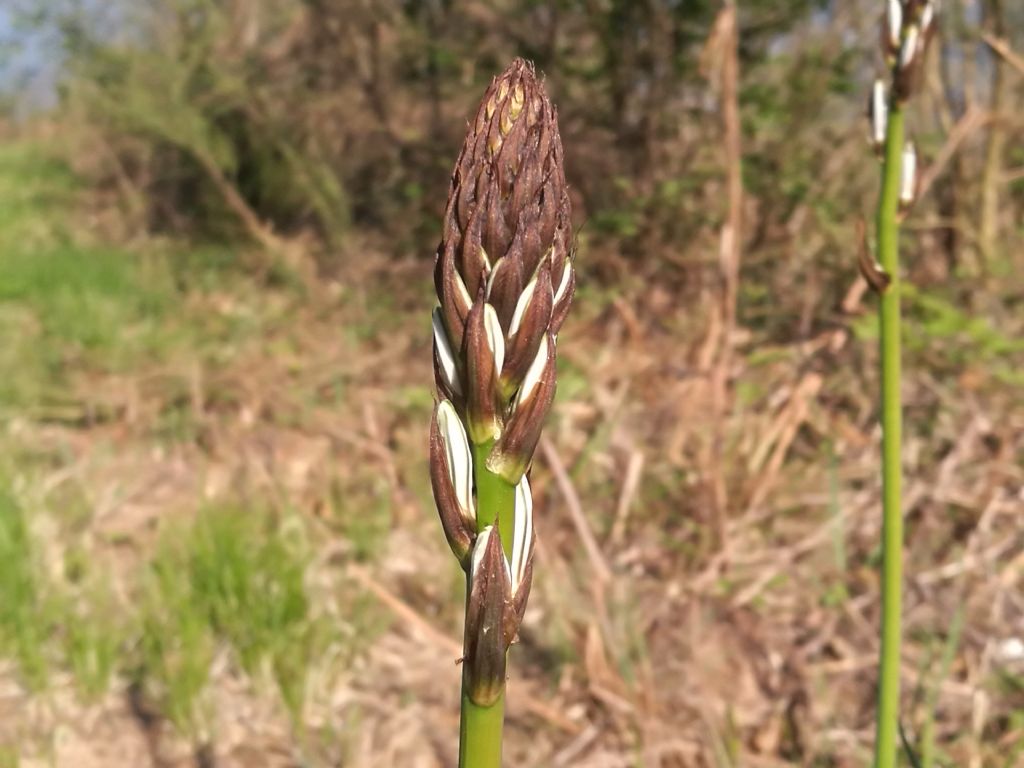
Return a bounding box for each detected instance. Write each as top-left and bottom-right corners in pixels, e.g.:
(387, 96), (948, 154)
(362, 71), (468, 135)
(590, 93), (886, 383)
(982, 32), (1024, 78)
(701, 2), (743, 543)
(539, 436), (612, 585)
(609, 450), (645, 548)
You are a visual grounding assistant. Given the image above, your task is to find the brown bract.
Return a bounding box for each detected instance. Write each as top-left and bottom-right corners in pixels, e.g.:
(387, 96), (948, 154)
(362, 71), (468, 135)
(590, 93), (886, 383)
(487, 333), (557, 484)
(463, 300), (504, 443)
(428, 408), (474, 565)
(463, 528), (512, 707)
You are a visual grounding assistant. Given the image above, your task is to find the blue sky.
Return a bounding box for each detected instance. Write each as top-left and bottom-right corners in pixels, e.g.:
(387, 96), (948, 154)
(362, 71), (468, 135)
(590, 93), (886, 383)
(0, 4), (61, 113)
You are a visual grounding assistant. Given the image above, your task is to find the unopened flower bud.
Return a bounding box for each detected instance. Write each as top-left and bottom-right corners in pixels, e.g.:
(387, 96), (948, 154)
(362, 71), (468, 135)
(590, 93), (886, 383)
(893, 23), (925, 102)
(884, 0), (903, 59)
(429, 400), (476, 564)
(486, 334), (557, 484)
(486, 252), (525, 333)
(509, 475), (534, 595)
(435, 244), (473, 354)
(433, 308), (462, 401)
(503, 475), (535, 646)
(501, 261), (553, 398)
(920, 2), (935, 34)
(463, 527), (512, 706)
(898, 25), (920, 71)
(550, 235), (576, 335)
(899, 142), (917, 212)
(869, 79), (888, 153)
(464, 301), (506, 443)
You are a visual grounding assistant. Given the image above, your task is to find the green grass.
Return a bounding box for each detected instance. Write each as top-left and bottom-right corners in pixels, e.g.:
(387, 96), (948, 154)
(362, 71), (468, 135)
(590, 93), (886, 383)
(0, 488), (338, 735)
(0, 487), (123, 698)
(138, 504), (333, 728)
(852, 284), (1024, 389)
(0, 140), (355, 742)
(63, 585), (123, 700)
(0, 142), (179, 412)
(0, 492), (56, 689)
(186, 506), (325, 715)
(138, 532), (217, 734)
(918, 607), (965, 768)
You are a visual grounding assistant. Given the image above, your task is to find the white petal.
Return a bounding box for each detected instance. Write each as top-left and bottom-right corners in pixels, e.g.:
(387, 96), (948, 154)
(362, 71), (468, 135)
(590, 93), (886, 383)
(516, 335), (549, 408)
(437, 400), (474, 521)
(483, 303), (505, 374)
(997, 637), (1024, 663)
(470, 525), (512, 587)
(454, 271), (472, 314)
(509, 276), (538, 337)
(511, 475), (534, 593)
(554, 262), (572, 305)
(470, 526), (493, 580)
(900, 142), (916, 204)
(887, 0), (902, 50)
(871, 79), (887, 146)
(921, 3), (935, 36)
(432, 307), (462, 396)
(899, 25), (919, 70)
(485, 257), (503, 299)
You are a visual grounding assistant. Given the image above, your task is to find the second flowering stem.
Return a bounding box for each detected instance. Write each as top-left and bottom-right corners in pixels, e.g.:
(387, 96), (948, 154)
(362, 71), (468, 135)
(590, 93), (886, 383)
(873, 100), (905, 768)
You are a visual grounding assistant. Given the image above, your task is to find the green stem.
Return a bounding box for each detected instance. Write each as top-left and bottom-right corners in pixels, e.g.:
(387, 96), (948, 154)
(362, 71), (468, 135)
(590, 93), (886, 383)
(872, 103), (904, 768)
(459, 440), (516, 767)
(472, 441), (516, 559)
(459, 690), (505, 768)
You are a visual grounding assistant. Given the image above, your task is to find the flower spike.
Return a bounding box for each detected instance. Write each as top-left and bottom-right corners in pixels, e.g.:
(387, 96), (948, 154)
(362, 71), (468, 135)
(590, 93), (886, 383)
(429, 58), (575, 760)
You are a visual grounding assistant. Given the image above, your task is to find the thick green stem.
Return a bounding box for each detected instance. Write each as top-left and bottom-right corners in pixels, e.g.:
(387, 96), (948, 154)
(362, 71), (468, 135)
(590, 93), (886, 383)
(472, 441), (516, 559)
(872, 104), (905, 768)
(459, 690), (505, 768)
(459, 440), (516, 767)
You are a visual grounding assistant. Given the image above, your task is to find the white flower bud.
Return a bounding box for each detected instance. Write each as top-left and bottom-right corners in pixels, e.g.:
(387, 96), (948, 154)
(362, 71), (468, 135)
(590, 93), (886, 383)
(510, 475), (534, 594)
(471, 526), (511, 587)
(554, 262), (573, 306)
(899, 25), (920, 71)
(432, 307), (462, 396)
(509, 275), (539, 337)
(871, 79), (888, 149)
(454, 270), (472, 314)
(437, 400), (475, 521)
(516, 335), (549, 408)
(887, 0), (903, 53)
(921, 2), (936, 38)
(483, 303), (505, 375)
(900, 142), (917, 207)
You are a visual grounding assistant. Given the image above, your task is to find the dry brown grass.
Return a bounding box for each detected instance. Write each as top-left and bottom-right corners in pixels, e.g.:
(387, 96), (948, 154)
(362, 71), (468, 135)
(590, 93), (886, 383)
(1, 220), (1021, 767)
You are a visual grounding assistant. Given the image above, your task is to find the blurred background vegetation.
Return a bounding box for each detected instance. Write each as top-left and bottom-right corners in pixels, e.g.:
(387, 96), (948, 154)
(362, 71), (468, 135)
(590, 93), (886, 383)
(0, 1), (1021, 766)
